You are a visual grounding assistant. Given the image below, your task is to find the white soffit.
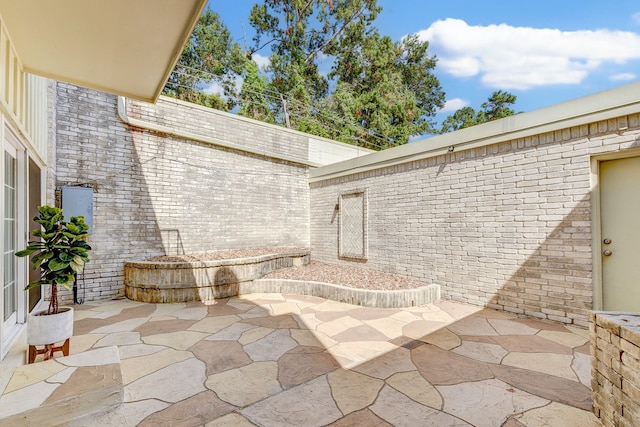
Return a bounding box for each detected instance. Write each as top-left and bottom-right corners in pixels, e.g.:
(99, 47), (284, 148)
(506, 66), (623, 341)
(0, 0), (207, 103)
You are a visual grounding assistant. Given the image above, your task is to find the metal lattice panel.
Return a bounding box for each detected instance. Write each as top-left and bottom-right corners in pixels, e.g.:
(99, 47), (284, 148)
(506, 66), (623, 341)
(339, 192), (367, 259)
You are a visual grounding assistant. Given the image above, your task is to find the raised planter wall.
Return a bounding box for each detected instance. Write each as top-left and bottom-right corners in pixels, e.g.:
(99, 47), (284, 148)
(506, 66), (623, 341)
(591, 312), (640, 426)
(124, 251), (310, 303)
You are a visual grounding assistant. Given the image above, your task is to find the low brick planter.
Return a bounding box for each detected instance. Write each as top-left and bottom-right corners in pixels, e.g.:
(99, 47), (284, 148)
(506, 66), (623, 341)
(591, 312), (640, 427)
(124, 250), (310, 303)
(252, 279), (440, 309)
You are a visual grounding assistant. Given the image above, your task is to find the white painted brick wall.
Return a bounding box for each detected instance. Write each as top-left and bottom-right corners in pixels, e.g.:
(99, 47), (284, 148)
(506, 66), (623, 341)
(310, 115), (640, 327)
(54, 83), (310, 303)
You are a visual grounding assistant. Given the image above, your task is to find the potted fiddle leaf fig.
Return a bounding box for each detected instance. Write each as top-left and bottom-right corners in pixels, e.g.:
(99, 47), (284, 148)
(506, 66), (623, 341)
(16, 205), (91, 360)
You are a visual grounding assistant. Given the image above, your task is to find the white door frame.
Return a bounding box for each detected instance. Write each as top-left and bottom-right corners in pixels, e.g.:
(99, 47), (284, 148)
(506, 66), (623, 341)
(1, 121), (27, 358)
(590, 147), (640, 311)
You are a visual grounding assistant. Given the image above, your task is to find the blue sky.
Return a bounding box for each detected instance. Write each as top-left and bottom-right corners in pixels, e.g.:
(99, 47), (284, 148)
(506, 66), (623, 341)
(208, 0), (640, 124)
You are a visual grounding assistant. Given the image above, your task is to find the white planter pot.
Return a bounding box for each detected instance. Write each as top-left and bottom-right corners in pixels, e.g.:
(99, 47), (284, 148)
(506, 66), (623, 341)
(27, 307), (74, 346)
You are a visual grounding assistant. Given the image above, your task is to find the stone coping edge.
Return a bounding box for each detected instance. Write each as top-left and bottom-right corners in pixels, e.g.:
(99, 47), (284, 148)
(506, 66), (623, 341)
(125, 250), (310, 269)
(250, 279), (440, 309)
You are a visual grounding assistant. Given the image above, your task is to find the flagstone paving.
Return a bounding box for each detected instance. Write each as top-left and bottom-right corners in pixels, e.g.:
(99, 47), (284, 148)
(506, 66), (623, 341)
(10, 295), (601, 426)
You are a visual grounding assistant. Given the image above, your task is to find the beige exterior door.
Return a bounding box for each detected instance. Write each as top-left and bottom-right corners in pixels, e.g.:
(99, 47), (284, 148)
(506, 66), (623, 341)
(600, 156), (640, 311)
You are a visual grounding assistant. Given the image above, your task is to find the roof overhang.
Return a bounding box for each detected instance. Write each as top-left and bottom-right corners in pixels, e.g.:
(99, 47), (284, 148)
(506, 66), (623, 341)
(0, 0), (207, 103)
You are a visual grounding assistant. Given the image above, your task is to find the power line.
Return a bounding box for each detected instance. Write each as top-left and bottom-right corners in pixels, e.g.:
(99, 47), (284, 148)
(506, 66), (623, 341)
(165, 67), (399, 150)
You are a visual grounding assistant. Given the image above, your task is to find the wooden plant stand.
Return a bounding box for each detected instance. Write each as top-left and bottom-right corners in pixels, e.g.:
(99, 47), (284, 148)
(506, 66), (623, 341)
(28, 338), (70, 364)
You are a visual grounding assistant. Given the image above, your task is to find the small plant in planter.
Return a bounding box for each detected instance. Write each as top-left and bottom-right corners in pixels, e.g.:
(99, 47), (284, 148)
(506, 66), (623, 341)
(16, 205), (91, 362)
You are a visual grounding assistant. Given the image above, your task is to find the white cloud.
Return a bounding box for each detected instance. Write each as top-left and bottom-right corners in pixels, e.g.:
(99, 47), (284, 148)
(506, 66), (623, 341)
(441, 98), (468, 112)
(610, 72), (636, 81)
(416, 18), (640, 90)
(252, 53), (271, 69)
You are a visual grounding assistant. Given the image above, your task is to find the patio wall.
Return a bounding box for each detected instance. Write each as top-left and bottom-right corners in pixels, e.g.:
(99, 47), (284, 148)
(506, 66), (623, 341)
(310, 108), (640, 327)
(53, 83), (315, 302)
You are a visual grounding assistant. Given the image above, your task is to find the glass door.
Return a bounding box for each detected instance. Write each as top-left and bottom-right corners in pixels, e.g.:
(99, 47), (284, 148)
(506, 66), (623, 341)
(3, 146), (17, 330)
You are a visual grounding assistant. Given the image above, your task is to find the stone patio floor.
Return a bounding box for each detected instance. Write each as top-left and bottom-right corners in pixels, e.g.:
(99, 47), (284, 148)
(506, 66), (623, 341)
(6, 294), (601, 426)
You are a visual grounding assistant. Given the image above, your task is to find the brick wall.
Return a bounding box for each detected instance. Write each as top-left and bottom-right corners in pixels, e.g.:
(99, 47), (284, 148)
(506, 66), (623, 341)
(54, 83), (311, 302)
(591, 312), (640, 426)
(310, 115), (640, 326)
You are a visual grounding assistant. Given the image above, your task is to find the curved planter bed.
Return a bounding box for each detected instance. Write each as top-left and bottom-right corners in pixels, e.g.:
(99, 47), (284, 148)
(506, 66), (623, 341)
(125, 250), (310, 303)
(249, 279), (440, 309)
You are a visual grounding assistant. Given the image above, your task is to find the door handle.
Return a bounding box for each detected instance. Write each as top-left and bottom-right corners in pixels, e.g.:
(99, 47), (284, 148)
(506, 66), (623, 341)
(603, 250), (612, 257)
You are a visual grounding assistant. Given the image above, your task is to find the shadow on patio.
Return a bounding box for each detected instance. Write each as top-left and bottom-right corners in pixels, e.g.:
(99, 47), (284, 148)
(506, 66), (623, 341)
(1, 294), (599, 426)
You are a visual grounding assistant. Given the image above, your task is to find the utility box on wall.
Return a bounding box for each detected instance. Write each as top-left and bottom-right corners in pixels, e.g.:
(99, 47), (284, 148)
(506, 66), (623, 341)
(61, 186), (94, 234)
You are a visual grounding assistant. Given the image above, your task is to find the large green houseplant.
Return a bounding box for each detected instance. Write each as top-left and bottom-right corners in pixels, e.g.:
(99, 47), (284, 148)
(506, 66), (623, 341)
(17, 205), (91, 314)
(16, 205), (91, 361)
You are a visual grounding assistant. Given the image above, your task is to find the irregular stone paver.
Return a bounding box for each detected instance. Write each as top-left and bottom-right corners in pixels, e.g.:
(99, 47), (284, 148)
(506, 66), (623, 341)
(452, 340), (508, 363)
(137, 390), (235, 426)
(370, 385), (470, 426)
(150, 303), (186, 318)
(421, 328), (462, 350)
(502, 352), (578, 381)
(44, 364), (121, 404)
(386, 371), (442, 409)
(290, 329), (327, 347)
(493, 334), (573, 354)
(363, 317), (405, 339)
(70, 333), (106, 354)
(513, 401), (601, 426)
(412, 344), (494, 386)
(328, 341), (398, 367)
(188, 315), (240, 334)
(447, 317), (498, 336)
(403, 320), (447, 340)
(67, 399), (171, 426)
(278, 346), (340, 389)
(241, 376), (342, 427)
(571, 352), (592, 388)
(120, 348), (193, 384)
(91, 317), (150, 334)
(134, 319), (197, 337)
(141, 330), (209, 350)
(205, 412), (257, 427)
(537, 329), (589, 348)
(490, 364), (592, 410)
(125, 358), (206, 403)
(488, 319), (539, 335)
(513, 318), (570, 332)
(172, 306), (208, 320)
(117, 343), (165, 360)
(437, 378), (549, 427)
(238, 327), (273, 345)
(328, 408), (393, 426)
(352, 347), (416, 380)
(4, 360), (67, 393)
(190, 340), (252, 376)
(317, 316), (363, 337)
(0, 379), (59, 418)
(206, 362), (281, 407)
(205, 322), (257, 341)
(243, 314), (300, 329)
(270, 302), (302, 316)
(8, 297), (596, 426)
(94, 331), (141, 347)
(331, 324), (390, 342)
(244, 329), (298, 362)
(328, 369), (384, 414)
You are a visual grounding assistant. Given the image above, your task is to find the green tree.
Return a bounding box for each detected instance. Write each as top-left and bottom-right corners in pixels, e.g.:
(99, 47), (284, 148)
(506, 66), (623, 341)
(163, 9), (246, 110)
(249, 0), (380, 130)
(328, 33), (444, 149)
(237, 61), (275, 123)
(440, 90), (518, 133)
(249, 0), (444, 150)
